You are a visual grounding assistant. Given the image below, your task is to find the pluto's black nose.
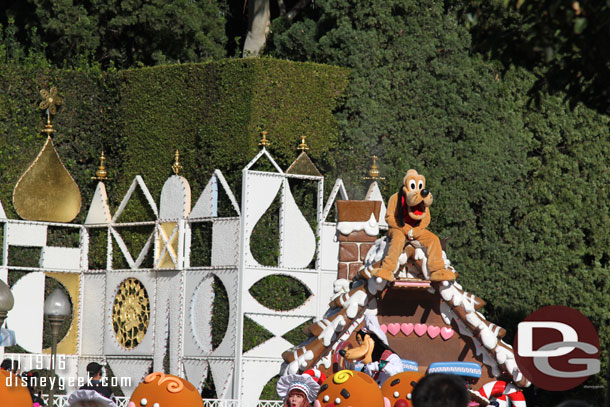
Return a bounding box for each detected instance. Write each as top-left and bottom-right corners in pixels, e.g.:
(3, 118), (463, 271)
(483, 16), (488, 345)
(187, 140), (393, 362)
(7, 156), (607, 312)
(421, 189), (429, 197)
(339, 350), (347, 357)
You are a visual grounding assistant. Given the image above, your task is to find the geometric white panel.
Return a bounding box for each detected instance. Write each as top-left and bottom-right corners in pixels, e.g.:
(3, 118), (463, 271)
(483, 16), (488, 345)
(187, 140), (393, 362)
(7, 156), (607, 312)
(211, 219), (240, 267)
(85, 182), (111, 225)
(107, 358), (153, 397)
(191, 170), (240, 219)
(191, 174), (220, 218)
(6, 223), (47, 247)
(210, 269), (239, 358)
(40, 247), (81, 270)
(184, 273), (213, 356)
(242, 334), (294, 359)
(81, 274), (107, 355)
(152, 271), (182, 374)
(279, 180), (316, 269)
(210, 359), (236, 400)
(160, 175), (191, 219)
(319, 223), (339, 271)
(0, 199), (6, 219)
(183, 359), (208, 391)
(240, 359), (283, 401)
(6, 272), (45, 353)
(243, 173), (283, 267)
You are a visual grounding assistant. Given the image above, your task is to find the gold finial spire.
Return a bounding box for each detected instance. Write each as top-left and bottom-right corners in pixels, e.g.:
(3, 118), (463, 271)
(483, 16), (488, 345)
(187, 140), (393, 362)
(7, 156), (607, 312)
(258, 131), (270, 147)
(363, 155), (385, 180)
(172, 150), (183, 175)
(40, 114), (56, 137)
(92, 152), (108, 180)
(297, 135), (309, 151)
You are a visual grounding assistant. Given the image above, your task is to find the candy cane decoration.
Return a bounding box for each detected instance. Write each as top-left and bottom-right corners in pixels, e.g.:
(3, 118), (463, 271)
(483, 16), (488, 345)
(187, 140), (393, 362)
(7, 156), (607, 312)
(303, 368), (327, 384)
(478, 380), (526, 407)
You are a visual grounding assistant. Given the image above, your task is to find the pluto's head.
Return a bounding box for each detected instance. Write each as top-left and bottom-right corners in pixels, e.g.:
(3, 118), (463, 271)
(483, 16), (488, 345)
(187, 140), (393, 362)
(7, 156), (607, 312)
(401, 169), (432, 222)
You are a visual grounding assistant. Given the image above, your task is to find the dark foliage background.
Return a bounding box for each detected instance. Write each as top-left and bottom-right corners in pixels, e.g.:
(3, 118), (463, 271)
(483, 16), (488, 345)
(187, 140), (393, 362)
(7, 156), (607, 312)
(267, 0), (610, 404)
(1, 0), (610, 404)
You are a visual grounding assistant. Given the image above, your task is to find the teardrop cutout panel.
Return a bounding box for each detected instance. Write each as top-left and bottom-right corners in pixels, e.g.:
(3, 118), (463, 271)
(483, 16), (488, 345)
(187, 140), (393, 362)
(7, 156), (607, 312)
(13, 136), (81, 222)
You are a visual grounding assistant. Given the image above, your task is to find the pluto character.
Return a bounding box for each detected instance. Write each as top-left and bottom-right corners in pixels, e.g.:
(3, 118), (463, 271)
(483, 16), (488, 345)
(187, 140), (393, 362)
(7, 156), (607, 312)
(128, 372), (203, 407)
(0, 369), (33, 407)
(315, 370), (386, 407)
(372, 169), (455, 282)
(380, 371), (424, 407)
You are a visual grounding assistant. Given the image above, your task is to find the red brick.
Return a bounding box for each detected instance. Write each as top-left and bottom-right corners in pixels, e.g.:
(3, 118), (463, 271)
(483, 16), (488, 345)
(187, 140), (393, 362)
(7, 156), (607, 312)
(337, 263), (348, 279)
(348, 263), (363, 280)
(360, 243), (374, 261)
(339, 243), (359, 262)
(338, 230), (378, 243)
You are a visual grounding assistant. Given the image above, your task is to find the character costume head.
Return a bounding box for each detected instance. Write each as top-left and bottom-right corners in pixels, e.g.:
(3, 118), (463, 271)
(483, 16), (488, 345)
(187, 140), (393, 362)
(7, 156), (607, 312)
(380, 371), (424, 407)
(0, 369), (33, 407)
(315, 370), (386, 407)
(128, 372), (203, 407)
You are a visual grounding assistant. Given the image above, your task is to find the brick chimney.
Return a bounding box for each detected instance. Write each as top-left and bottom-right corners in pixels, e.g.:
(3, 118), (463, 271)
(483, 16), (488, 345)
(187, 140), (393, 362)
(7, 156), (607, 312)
(336, 200), (382, 280)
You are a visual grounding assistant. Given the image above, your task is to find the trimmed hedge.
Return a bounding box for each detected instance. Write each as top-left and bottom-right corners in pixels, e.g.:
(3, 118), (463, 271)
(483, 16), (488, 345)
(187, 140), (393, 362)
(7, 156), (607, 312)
(0, 58), (348, 218)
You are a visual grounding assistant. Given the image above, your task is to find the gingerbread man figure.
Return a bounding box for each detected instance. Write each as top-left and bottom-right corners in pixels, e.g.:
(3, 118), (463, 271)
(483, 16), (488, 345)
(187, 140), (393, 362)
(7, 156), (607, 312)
(372, 169), (455, 282)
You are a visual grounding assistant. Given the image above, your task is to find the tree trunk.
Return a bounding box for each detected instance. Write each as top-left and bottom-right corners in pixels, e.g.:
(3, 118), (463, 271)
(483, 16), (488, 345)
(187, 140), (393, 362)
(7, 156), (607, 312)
(243, 0), (271, 57)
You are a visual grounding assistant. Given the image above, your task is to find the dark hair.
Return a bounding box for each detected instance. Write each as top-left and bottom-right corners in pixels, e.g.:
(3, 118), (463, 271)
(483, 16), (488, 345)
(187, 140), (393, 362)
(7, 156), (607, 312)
(356, 329), (396, 362)
(86, 362), (103, 378)
(0, 359), (12, 370)
(1, 358), (19, 373)
(412, 374), (469, 407)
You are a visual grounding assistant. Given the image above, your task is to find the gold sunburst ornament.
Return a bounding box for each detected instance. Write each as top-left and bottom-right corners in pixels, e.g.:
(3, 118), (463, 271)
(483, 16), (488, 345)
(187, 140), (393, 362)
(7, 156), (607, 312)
(112, 278), (151, 349)
(39, 87), (63, 116)
(12, 87), (82, 222)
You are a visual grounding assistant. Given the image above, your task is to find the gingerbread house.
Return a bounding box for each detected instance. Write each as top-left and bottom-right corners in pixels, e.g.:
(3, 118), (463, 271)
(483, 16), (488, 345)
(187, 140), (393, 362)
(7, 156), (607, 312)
(281, 199), (529, 406)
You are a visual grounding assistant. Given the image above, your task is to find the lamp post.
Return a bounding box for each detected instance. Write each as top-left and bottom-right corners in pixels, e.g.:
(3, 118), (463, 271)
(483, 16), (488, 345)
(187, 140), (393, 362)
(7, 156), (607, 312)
(44, 288), (71, 407)
(0, 279), (14, 329)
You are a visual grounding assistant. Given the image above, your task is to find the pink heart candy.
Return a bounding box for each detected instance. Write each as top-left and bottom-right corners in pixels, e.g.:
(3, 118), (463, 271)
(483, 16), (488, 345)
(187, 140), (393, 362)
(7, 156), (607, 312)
(440, 326), (454, 340)
(400, 323), (413, 336)
(387, 323), (401, 336)
(414, 323), (427, 336)
(427, 325), (441, 339)
(380, 324), (388, 333)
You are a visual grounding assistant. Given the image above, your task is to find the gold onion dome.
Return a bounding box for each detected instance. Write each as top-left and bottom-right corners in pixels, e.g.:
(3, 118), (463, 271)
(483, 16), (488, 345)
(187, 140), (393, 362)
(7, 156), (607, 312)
(12, 88), (81, 222)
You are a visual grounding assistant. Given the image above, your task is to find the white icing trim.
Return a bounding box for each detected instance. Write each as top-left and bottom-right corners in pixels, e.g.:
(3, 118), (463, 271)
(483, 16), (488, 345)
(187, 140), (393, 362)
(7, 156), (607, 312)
(337, 213), (379, 236)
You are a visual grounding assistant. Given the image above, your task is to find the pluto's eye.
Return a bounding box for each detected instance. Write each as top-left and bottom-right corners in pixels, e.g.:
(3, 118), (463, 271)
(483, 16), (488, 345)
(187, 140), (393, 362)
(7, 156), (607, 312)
(418, 180), (423, 190)
(335, 398), (341, 405)
(393, 391), (399, 398)
(409, 181), (416, 190)
(407, 394), (412, 400)
(153, 403), (160, 407)
(323, 395), (329, 402)
(140, 399), (148, 406)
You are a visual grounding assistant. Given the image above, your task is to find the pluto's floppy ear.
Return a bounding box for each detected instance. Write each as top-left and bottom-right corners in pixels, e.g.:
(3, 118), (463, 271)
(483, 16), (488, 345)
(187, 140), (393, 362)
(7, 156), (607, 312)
(397, 186), (406, 227)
